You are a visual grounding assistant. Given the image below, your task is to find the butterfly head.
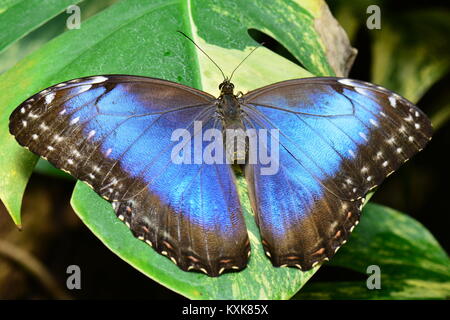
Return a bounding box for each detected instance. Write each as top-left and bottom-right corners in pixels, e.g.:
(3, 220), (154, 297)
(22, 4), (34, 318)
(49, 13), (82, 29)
(219, 79), (235, 95)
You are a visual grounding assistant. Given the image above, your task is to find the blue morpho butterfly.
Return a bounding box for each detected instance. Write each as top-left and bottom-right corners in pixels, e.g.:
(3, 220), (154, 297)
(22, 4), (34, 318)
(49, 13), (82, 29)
(9, 36), (432, 277)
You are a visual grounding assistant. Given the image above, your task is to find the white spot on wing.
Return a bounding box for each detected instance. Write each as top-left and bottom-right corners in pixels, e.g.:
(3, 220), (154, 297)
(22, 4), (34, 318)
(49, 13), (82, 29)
(70, 117), (80, 125)
(86, 76), (108, 84)
(337, 79), (358, 86)
(369, 119), (378, 127)
(389, 95), (397, 108)
(72, 149), (81, 157)
(87, 130), (96, 139)
(45, 92), (55, 104)
(355, 87), (371, 96)
(73, 84), (93, 95)
(54, 135), (63, 142)
(359, 132), (368, 141)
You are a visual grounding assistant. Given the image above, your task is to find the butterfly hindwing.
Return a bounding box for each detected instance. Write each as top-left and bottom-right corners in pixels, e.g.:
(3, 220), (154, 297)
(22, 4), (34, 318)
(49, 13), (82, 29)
(241, 77), (432, 269)
(9, 75), (250, 276)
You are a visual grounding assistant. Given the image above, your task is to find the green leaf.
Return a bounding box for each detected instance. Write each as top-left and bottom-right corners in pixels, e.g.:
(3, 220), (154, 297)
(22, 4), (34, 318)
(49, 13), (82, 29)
(331, 1), (450, 107)
(429, 96), (450, 131)
(295, 203), (450, 299)
(329, 0), (383, 43)
(0, 0), (84, 54)
(371, 10), (450, 104)
(0, 0), (354, 299)
(0, 0), (120, 74)
(34, 159), (73, 180)
(0, 138), (37, 227)
(0, 0), (86, 225)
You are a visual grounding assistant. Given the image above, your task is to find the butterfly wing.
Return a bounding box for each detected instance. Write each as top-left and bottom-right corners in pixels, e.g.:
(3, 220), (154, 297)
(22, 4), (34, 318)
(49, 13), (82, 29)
(241, 77), (432, 270)
(9, 75), (250, 276)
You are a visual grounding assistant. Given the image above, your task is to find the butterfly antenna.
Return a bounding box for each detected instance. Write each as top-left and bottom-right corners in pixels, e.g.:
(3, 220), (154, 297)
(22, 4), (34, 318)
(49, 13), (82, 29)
(229, 43), (264, 81)
(177, 31), (227, 81)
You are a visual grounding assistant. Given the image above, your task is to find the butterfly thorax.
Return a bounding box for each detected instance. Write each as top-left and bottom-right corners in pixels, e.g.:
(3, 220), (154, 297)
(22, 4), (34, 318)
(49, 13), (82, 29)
(217, 80), (248, 163)
(217, 80), (241, 122)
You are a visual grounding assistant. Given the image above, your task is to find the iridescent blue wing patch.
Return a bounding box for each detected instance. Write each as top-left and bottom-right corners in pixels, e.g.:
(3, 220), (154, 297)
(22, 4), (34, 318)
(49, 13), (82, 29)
(241, 77), (432, 270)
(9, 75), (250, 276)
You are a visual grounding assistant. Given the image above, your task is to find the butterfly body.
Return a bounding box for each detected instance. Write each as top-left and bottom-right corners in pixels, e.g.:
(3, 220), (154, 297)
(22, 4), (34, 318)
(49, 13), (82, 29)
(214, 80), (249, 163)
(9, 74), (432, 276)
